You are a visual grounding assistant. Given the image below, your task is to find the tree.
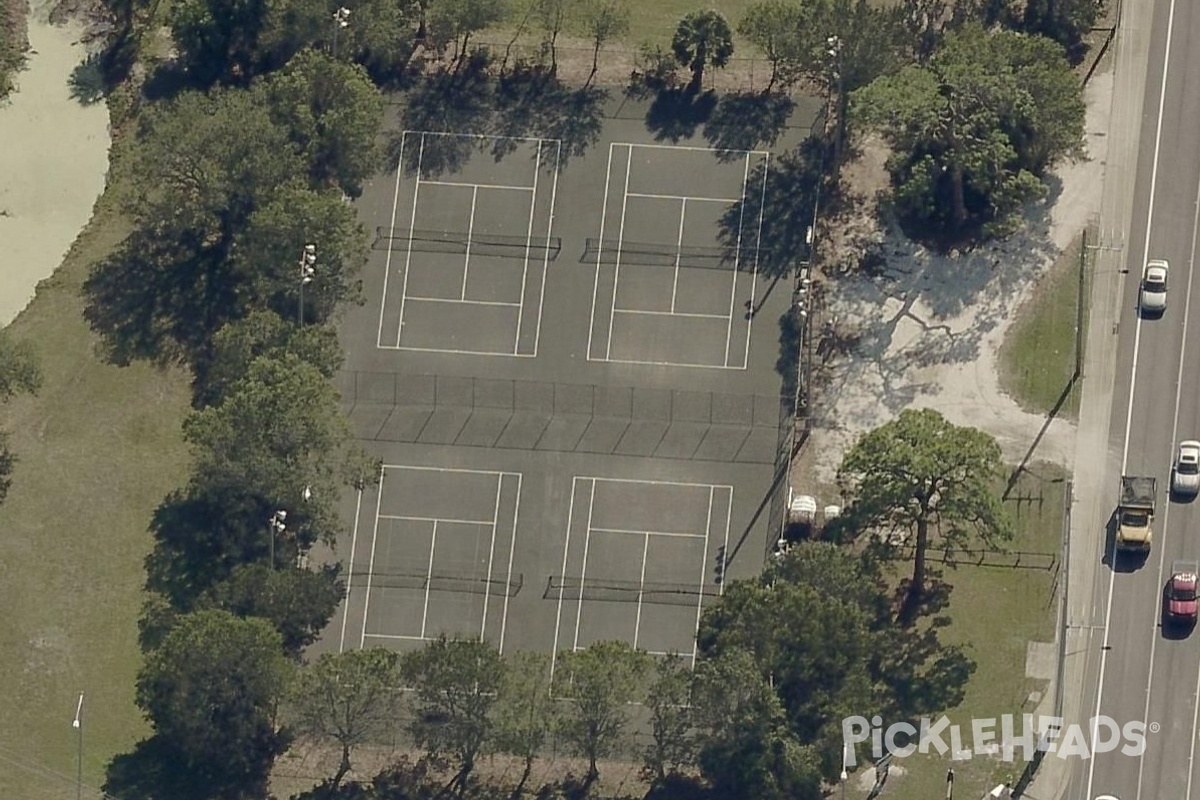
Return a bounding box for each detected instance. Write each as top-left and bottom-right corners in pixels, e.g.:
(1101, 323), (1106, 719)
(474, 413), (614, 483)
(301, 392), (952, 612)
(134, 609), (293, 796)
(290, 648), (401, 787)
(837, 408), (1013, 621)
(553, 640), (650, 782)
(168, 0), (275, 86)
(851, 23), (1084, 242)
(532, 0), (574, 73)
(578, 0), (630, 87)
(671, 10), (735, 93)
(335, 0), (422, 84)
(737, 0), (806, 91)
(1016, 0), (1101, 64)
(426, 0), (512, 66)
(401, 636), (506, 793)
(258, 47), (385, 196)
(691, 649), (822, 800)
(492, 651), (557, 798)
(201, 561), (345, 655)
(641, 653), (695, 786)
(0, 330), (41, 506)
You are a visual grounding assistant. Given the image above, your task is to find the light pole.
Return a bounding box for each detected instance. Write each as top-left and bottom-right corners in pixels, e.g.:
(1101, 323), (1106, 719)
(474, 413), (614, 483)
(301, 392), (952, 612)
(298, 243), (316, 327)
(332, 7), (350, 57)
(826, 35), (844, 168)
(72, 692), (83, 800)
(840, 739), (849, 800)
(269, 510), (287, 569)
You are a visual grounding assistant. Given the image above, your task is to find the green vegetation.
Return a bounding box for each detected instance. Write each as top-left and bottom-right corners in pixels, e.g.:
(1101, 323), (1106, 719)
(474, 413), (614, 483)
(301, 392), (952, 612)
(0, 0), (27, 102)
(999, 232), (1088, 418)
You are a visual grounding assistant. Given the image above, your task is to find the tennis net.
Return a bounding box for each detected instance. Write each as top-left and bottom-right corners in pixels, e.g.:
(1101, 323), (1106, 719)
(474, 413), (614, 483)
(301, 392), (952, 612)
(363, 570), (523, 597)
(583, 238), (759, 271)
(544, 575), (721, 606)
(374, 227), (562, 260)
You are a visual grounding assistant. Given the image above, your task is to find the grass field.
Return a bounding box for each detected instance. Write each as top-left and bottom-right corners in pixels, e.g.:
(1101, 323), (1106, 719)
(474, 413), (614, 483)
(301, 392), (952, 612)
(998, 231), (1091, 419)
(879, 464), (1065, 800)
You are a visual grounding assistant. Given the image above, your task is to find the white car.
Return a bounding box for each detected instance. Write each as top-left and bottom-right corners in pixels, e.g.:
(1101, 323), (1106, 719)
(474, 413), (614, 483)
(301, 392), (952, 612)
(1141, 259), (1169, 313)
(1174, 440), (1200, 496)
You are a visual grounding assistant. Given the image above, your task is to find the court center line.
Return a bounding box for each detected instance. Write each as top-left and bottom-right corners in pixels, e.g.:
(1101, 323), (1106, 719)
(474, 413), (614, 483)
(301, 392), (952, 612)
(375, 132), (406, 349)
(632, 533), (651, 649)
(572, 479), (599, 651)
(692, 486), (717, 668)
(422, 179), (535, 191)
(627, 191), (742, 204)
(461, 186), (479, 301)
(404, 296), (522, 308)
(586, 142), (615, 362)
(394, 134), (425, 348)
(613, 308), (730, 320)
(605, 146), (634, 361)
(498, 473), (522, 655)
(589, 526), (707, 539)
(529, 140), (562, 359)
(479, 474), (504, 643)
(513, 141), (542, 356)
(725, 152), (752, 368)
(338, 485), (366, 653)
(741, 153), (771, 371)
(671, 199), (687, 314)
(358, 464), (387, 649)
(550, 476), (582, 683)
(419, 520), (438, 639)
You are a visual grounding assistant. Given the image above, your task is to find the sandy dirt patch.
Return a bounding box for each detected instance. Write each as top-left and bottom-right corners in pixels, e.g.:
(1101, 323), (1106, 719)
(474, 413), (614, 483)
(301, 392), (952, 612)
(0, 0), (110, 327)
(799, 71), (1113, 495)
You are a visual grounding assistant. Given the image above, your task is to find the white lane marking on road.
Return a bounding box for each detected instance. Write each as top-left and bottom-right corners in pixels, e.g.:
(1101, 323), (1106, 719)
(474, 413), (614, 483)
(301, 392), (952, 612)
(1181, 168), (1200, 800)
(1086, 0), (1179, 794)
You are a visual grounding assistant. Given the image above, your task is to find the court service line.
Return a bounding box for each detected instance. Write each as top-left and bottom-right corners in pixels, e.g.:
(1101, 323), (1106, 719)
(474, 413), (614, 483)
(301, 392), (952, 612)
(692, 486), (717, 667)
(404, 296), (521, 308)
(582, 475), (735, 491)
(410, 129), (557, 145)
(671, 198), (688, 313)
(606, 355), (741, 370)
(498, 473), (523, 654)
(363, 632), (429, 641)
(605, 146), (634, 361)
(378, 513), (494, 526)
(528, 141), (562, 358)
(419, 520), (439, 639)
(512, 142), (542, 356)
(589, 526), (707, 539)
(460, 187), (479, 301)
(423, 179), (535, 192)
(375, 133), (406, 349)
(338, 486), (366, 653)
(741, 153), (771, 370)
(384, 464), (520, 478)
(478, 475), (504, 644)
(613, 308), (729, 320)
(358, 465), (388, 649)
(627, 191), (742, 204)
(396, 344), (537, 358)
(632, 533), (651, 648)
(586, 143), (616, 362)
(394, 134), (426, 348)
(550, 476), (582, 682)
(572, 478), (599, 652)
(619, 140), (771, 157)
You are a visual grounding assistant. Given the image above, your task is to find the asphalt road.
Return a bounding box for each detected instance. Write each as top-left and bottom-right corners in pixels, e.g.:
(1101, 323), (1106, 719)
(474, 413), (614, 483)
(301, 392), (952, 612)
(1078, 0), (1200, 793)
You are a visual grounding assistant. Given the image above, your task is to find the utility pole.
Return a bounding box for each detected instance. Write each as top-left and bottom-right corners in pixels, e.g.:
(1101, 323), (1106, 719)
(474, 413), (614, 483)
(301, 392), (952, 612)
(72, 692), (83, 800)
(269, 510), (287, 569)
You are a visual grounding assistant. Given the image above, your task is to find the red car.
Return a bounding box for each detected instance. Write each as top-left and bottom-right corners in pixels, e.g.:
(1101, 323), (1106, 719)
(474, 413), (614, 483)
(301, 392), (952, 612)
(1165, 563), (1199, 628)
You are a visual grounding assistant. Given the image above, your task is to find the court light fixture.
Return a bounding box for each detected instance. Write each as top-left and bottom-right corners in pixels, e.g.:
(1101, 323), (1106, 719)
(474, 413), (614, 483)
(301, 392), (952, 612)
(334, 6), (350, 26)
(298, 243), (316, 326)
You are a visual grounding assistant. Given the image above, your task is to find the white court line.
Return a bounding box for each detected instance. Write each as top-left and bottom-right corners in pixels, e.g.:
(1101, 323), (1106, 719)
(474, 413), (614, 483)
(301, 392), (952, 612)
(740, 153), (770, 370)
(645, 648), (696, 659)
(572, 478), (599, 651)
(550, 476), (582, 682)
(359, 465), (387, 649)
(338, 485), (366, 653)
(375, 133), (406, 349)
(403, 296), (522, 307)
(363, 632), (429, 641)
(378, 513), (495, 526)
(618, 140), (770, 157)
(605, 146), (634, 361)
(394, 134), (425, 348)
(613, 308), (730, 320)
(589, 526), (707, 539)
(383, 464), (517, 478)
(461, 186), (479, 301)
(389, 344), (538, 357)
(528, 141), (562, 358)
(513, 142), (542, 356)
(411, 129), (550, 144)
(724, 153), (751, 368)
(583, 475), (734, 491)
(479, 474), (504, 643)
(498, 473), (522, 654)
(692, 486), (717, 668)
(606, 355), (742, 370)
(626, 191), (743, 204)
(419, 520), (439, 638)
(671, 199), (687, 313)
(586, 143), (615, 362)
(632, 533), (651, 649)
(423, 179), (535, 192)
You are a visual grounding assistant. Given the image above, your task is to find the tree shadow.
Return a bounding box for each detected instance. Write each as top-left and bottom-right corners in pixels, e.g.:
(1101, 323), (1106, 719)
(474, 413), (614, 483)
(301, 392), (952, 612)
(703, 91), (795, 163)
(395, 52), (496, 178)
(68, 51), (110, 105)
(645, 86), (718, 143)
(491, 62), (607, 170)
